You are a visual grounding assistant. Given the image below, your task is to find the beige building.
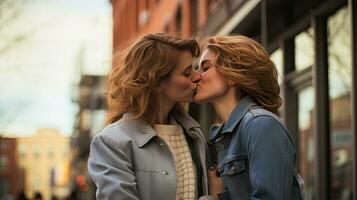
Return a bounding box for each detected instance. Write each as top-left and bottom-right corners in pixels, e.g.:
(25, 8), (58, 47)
(17, 128), (70, 200)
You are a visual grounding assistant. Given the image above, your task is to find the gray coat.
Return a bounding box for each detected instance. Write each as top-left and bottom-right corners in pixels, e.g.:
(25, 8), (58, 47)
(88, 112), (210, 200)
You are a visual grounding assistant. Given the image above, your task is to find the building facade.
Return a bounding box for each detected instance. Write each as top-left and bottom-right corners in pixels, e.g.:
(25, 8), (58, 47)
(111, 0), (214, 51)
(0, 137), (24, 199)
(111, 0), (357, 199)
(17, 128), (70, 200)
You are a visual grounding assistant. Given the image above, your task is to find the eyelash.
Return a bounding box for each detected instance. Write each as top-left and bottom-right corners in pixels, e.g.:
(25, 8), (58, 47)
(183, 73), (191, 77)
(202, 66), (209, 72)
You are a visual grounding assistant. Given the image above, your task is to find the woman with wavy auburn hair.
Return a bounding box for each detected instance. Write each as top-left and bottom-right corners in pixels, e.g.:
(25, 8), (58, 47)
(88, 33), (211, 200)
(192, 35), (304, 200)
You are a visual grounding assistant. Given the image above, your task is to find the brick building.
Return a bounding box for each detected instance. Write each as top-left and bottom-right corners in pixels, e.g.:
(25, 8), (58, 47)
(111, 0), (214, 51)
(0, 137), (25, 198)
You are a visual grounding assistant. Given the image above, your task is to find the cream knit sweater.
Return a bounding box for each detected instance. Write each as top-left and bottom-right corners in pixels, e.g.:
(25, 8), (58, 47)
(154, 123), (196, 200)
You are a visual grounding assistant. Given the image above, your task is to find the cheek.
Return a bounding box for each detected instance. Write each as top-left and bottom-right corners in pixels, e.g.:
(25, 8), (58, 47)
(202, 72), (226, 89)
(197, 73), (228, 99)
(163, 77), (194, 101)
(171, 77), (193, 91)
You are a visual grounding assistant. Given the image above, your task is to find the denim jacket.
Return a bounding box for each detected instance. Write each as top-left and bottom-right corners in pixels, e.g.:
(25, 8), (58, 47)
(209, 96), (303, 200)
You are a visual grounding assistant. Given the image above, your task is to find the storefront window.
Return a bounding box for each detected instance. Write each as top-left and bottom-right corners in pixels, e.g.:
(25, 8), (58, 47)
(298, 86), (315, 200)
(328, 6), (353, 200)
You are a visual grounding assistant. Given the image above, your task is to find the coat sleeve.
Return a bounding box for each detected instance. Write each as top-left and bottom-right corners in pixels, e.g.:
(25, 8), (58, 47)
(243, 116), (295, 200)
(87, 134), (139, 200)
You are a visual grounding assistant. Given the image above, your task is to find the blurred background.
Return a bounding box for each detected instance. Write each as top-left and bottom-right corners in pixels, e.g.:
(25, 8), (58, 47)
(0, 0), (356, 200)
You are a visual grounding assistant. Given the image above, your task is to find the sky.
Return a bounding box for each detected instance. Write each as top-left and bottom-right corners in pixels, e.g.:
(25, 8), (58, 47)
(0, 0), (112, 136)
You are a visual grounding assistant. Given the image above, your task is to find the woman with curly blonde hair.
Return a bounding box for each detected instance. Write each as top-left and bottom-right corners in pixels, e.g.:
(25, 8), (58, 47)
(88, 33), (211, 200)
(193, 35), (304, 200)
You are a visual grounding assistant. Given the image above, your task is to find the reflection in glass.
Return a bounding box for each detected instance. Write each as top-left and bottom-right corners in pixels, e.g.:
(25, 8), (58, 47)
(328, 6), (353, 200)
(298, 86), (315, 200)
(295, 28), (314, 71)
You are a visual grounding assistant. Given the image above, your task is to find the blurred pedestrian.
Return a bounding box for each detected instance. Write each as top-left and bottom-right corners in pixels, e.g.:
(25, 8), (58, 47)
(16, 191), (28, 200)
(33, 192), (42, 200)
(88, 33), (211, 200)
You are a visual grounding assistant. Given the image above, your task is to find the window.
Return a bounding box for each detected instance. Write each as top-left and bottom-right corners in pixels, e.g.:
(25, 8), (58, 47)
(328, 6), (353, 200)
(33, 144), (40, 159)
(0, 179), (10, 197)
(295, 28), (314, 71)
(270, 49), (283, 85)
(0, 155), (9, 171)
(0, 141), (8, 150)
(18, 143), (26, 159)
(48, 146), (54, 159)
(298, 86), (315, 200)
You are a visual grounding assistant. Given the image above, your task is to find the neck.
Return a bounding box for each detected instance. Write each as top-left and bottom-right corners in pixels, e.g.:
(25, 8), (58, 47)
(212, 87), (240, 122)
(155, 94), (175, 124)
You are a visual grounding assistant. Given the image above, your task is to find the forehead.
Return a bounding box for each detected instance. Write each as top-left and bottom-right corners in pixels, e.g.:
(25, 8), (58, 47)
(175, 50), (193, 70)
(179, 50), (193, 61)
(199, 49), (217, 66)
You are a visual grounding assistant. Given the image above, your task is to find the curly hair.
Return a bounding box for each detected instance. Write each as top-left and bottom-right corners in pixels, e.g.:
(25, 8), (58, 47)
(106, 33), (200, 125)
(202, 35), (282, 115)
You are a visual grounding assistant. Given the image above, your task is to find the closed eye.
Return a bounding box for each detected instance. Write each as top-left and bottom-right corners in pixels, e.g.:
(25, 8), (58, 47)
(202, 66), (209, 72)
(183, 73), (191, 77)
(182, 65), (192, 77)
(202, 62), (212, 72)
(199, 60), (212, 73)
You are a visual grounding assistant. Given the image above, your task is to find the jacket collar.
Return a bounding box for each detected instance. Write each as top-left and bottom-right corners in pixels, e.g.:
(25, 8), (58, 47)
(172, 110), (201, 135)
(122, 113), (156, 148)
(210, 96), (257, 140)
(122, 111), (201, 148)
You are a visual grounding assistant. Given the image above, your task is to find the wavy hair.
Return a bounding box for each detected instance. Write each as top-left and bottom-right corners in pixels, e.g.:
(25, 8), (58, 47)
(106, 33), (200, 125)
(203, 35), (282, 115)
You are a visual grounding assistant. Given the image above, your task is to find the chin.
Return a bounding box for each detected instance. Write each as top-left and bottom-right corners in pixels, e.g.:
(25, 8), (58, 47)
(186, 98), (194, 103)
(193, 94), (208, 104)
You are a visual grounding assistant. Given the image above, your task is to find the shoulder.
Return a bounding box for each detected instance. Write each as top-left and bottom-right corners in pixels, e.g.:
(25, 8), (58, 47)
(239, 107), (289, 145)
(91, 119), (135, 150)
(241, 107), (285, 131)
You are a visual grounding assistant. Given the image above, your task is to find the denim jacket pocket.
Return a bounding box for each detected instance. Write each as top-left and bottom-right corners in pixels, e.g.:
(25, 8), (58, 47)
(218, 156), (252, 200)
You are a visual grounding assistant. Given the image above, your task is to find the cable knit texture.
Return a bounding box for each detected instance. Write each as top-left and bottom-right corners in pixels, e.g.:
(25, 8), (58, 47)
(154, 123), (196, 200)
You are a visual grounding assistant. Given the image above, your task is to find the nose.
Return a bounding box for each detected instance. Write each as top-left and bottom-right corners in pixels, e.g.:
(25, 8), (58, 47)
(191, 69), (201, 83)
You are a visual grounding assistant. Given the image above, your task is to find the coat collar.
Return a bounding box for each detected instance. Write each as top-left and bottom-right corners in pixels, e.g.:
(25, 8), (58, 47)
(172, 110), (201, 135)
(122, 111), (201, 148)
(210, 96), (257, 140)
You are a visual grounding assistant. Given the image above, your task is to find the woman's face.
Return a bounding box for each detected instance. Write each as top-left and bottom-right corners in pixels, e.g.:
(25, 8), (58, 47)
(160, 50), (197, 103)
(193, 49), (229, 103)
